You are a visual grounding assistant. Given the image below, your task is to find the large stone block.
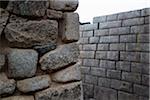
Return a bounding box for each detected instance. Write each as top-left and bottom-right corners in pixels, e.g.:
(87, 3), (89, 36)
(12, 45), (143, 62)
(5, 20), (58, 48)
(17, 75), (51, 93)
(7, 49), (38, 78)
(118, 91), (139, 100)
(49, 0), (78, 11)
(0, 73), (16, 95)
(99, 21), (121, 29)
(134, 84), (149, 97)
(60, 13), (79, 42)
(40, 43), (79, 72)
(122, 18), (144, 26)
(51, 63), (81, 83)
(7, 1), (48, 17)
(35, 82), (83, 100)
(0, 54), (5, 70)
(90, 67), (106, 77)
(1, 96), (34, 100)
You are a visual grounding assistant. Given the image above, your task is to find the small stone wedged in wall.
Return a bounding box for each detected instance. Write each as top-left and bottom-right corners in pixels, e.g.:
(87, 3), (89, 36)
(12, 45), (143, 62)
(1, 96), (34, 100)
(40, 43), (79, 72)
(46, 9), (63, 19)
(0, 54), (5, 70)
(7, 49), (38, 78)
(4, 20), (58, 48)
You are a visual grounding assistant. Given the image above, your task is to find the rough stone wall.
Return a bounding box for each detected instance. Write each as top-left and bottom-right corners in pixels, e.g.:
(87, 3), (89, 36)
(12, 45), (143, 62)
(0, 0), (83, 100)
(79, 8), (149, 100)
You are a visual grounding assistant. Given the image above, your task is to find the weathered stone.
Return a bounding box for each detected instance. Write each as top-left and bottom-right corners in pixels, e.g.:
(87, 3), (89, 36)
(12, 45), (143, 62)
(49, 0), (78, 11)
(1, 96), (34, 100)
(0, 73), (16, 95)
(0, 8), (9, 36)
(61, 13), (79, 42)
(7, 49), (38, 78)
(46, 9), (63, 19)
(52, 63), (81, 83)
(0, 54), (5, 70)
(5, 20), (58, 48)
(7, 1), (48, 17)
(40, 43), (79, 72)
(9, 15), (28, 23)
(35, 82), (83, 100)
(80, 23), (98, 31)
(17, 75), (51, 93)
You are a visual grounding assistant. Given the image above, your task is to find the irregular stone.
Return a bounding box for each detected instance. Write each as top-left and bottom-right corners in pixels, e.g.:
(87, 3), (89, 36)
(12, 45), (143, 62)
(0, 73), (16, 95)
(9, 15), (28, 23)
(7, 49), (38, 78)
(7, 0), (48, 17)
(35, 82), (83, 100)
(46, 9), (63, 19)
(60, 13), (79, 42)
(4, 20), (58, 48)
(40, 43), (79, 72)
(17, 75), (51, 93)
(1, 96), (34, 100)
(52, 63), (81, 83)
(0, 54), (5, 70)
(49, 0), (78, 11)
(0, 8), (9, 36)
(33, 43), (57, 57)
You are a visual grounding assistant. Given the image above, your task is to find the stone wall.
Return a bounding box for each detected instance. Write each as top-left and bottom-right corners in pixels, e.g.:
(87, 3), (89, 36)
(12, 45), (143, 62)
(0, 0), (83, 100)
(79, 8), (149, 100)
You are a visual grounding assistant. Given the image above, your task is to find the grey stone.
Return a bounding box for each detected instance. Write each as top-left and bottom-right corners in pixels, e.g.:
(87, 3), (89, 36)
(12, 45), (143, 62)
(83, 59), (99, 67)
(137, 34), (149, 43)
(120, 35), (136, 43)
(89, 37), (99, 44)
(35, 82), (83, 100)
(99, 36), (119, 43)
(99, 60), (115, 69)
(61, 13), (79, 42)
(116, 61), (130, 71)
(141, 8), (150, 16)
(93, 16), (107, 23)
(97, 44), (109, 50)
(99, 21), (121, 29)
(80, 24), (98, 31)
(46, 9), (63, 19)
(110, 79), (132, 92)
(9, 15), (28, 23)
(98, 77), (111, 88)
(82, 31), (93, 37)
(79, 37), (89, 44)
(81, 66), (90, 74)
(107, 51), (118, 60)
(1, 96), (34, 100)
(142, 75), (149, 86)
(122, 72), (141, 84)
(94, 86), (117, 100)
(0, 8), (9, 36)
(107, 70), (121, 79)
(85, 75), (98, 85)
(122, 18), (144, 26)
(7, 1), (48, 17)
(0, 73), (16, 95)
(145, 16), (150, 24)
(107, 14), (118, 21)
(83, 44), (96, 51)
(118, 91), (139, 100)
(49, 0), (78, 11)
(90, 67), (106, 77)
(109, 27), (130, 35)
(40, 43), (79, 72)
(83, 83), (94, 99)
(131, 24), (149, 33)
(17, 75), (51, 93)
(110, 43), (125, 51)
(126, 43), (149, 52)
(5, 20), (58, 48)
(94, 29), (109, 36)
(51, 63), (81, 83)
(134, 84), (149, 97)
(80, 51), (95, 59)
(95, 51), (107, 59)
(0, 54), (5, 70)
(140, 52), (149, 63)
(7, 49), (38, 78)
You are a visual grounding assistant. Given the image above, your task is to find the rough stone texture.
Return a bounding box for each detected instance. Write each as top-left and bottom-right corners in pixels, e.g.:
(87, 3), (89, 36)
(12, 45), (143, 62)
(40, 43), (79, 72)
(61, 13), (79, 42)
(7, 1), (48, 17)
(0, 73), (16, 95)
(0, 8), (9, 36)
(5, 20), (58, 48)
(0, 54), (5, 70)
(35, 82), (82, 100)
(49, 0), (78, 11)
(1, 96), (34, 100)
(17, 75), (51, 93)
(7, 49), (38, 78)
(46, 9), (63, 19)
(52, 63), (81, 83)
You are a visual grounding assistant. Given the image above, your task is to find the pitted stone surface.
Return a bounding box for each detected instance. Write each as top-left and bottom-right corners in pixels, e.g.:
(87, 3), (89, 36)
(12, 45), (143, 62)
(5, 20), (58, 48)
(0, 73), (16, 95)
(46, 9), (63, 19)
(17, 75), (51, 93)
(40, 43), (79, 72)
(7, 49), (38, 78)
(0, 54), (5, 70)
(1, 96), (34, 100)
(0, 8), (9, 36)
(35, 82), (82, 100)
(52, 63), (81, 83)
(49, 0), (78, 11)
(6, 0), (48, 17)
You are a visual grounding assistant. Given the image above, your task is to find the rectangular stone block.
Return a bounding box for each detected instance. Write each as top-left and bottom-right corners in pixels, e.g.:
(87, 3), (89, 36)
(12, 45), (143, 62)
(137, 34), (149, 43)
(118, 91), (139, 100)
(109, 27), (130, 35)
(94, 29), (109, 36)
(83, 44), (96, 51)
(140, 52), (149, 63)
(131, 24), (149, 33)
(141, 8), (150, 16)
(79, 37), (89, 44)
(99, 21), (121, 29)
(80, 23), (98, 31)
(142, 74), (149, 86)
(89, 37), (99, 44)
(98, 77), (111, 88)
(95, 51), (107, 59)
(90, 67), (106, 77)
(120, 35), (136, 43)
(126, 43), (149, 52)
(107, 14), (118, 21)
(82, 30), (93, 37)
(83, 83), (94, 99)
(134, 84), (149, 97)
(100, 36), (119, 43)
(83, 59), (99, 67)
(107, 51), (119, 60)
(97, 44), (109, 51)
(107, 70), (121, 79)
(80, 51), (95, 59)
(122, 72), (141, 84)
(120, 52), (140, 62)
(93, 16), (107, 23)
(122, 18), (144, 26)
(144, 16), (150, 24)
(116, 61), (130, 72)
(110, 79), (132, 92)
(81, 66), (90, 74)
(99, 60), (115, 69)
(110, 43), (125, 51)
(85, 75), (98, 85)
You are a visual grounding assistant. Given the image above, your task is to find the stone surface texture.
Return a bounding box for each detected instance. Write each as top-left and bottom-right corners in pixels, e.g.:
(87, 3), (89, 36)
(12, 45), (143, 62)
(0, 54), (5, 70)
(1, 96), (34, 100)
